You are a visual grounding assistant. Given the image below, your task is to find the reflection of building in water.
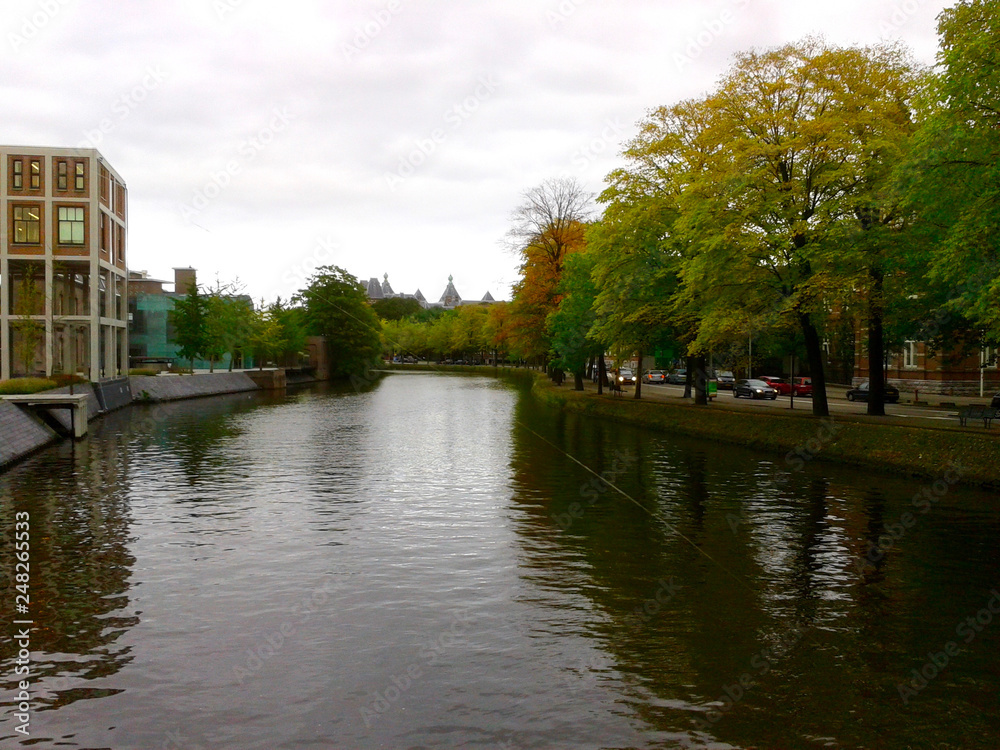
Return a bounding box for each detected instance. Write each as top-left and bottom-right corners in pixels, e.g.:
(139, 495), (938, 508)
(0, 146), (128, 380)
(0, 408), (137, 708)
(365, 273), (498, 311)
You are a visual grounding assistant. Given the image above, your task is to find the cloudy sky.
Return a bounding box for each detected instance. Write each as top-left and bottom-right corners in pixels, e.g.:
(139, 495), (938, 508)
(3, 0), (951, 304)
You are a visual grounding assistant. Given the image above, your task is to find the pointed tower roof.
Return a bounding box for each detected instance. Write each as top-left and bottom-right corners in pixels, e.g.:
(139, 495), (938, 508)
(381, 273), (394, 296)
(413, 288), (426, 301)
(438, 274), (462, 307)
(366, 277), (384, 300)
(481, 291), (495, 302)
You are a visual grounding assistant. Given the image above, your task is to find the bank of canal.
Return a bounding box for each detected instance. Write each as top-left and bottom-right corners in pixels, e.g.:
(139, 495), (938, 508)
(1, 372), (998, 749)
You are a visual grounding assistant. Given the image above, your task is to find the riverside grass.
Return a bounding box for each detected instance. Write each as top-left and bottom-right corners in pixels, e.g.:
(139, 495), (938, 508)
(384, 363), (999, 488)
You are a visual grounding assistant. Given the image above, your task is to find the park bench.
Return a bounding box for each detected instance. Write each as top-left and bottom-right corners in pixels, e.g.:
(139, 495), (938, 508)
(957, 406), (998, 428)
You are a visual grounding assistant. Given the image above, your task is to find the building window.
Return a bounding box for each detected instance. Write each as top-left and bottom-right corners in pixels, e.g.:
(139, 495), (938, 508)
(75, 162), (85, 191)
(30, 159), (41, 189)
(100, 213), (109, 253)
(12, 159), (23, 189)
(902, 341), (917, 369)
(58, 206), (85, 244)
(57, 160), (68, 190)
(13, 206), (41, 244)
(984, 346), (998, 370)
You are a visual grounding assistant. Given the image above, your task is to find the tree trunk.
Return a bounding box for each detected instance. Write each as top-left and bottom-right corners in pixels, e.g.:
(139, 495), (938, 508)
(694, 353), (708, 405)
(597, 356), (605, 395)
(683, 355), (694, 398)
(798, 311), (830, 417)
(633, 350), (643, 399)
(574, 368), (584, 391)
(867, 268), (886, 416)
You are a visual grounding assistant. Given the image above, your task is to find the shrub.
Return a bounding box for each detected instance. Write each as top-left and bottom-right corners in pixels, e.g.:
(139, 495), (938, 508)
(129, 368), (160, 377)
(0, 377), (59, 395)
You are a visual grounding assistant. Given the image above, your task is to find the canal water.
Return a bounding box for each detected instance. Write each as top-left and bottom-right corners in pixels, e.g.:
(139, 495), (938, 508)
(1, 372), (998, 749)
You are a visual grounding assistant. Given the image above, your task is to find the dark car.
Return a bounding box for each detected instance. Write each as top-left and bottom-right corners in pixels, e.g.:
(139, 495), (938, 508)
(667, 369), (687, 385)
(715, 371), (735, 390)
(733, 379), (778, 400)
(991, 392), (1000, 409)
(846, 381), (900, 403)
(758, 375), (792, 395)
(643, 370), (666, 384)
(791, 376), (813, 397)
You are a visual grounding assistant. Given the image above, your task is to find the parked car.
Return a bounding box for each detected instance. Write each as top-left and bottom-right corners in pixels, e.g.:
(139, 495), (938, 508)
(758, 375), (792, 395)
(618, 369), (635, 385)
(733, 379), (778, 400)
(791, 376), (812, 396)
(643, 370), (666, 384)
(667, 369), (687, 385)
(845, 381), (900, 403)
(993, 392), (1000, 409)
(715, 371), (735, 390)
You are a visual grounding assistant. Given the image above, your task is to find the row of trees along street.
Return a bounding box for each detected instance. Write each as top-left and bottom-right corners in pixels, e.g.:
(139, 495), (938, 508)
(380, 1), (1000, 419)
(169, 266), (382, 379)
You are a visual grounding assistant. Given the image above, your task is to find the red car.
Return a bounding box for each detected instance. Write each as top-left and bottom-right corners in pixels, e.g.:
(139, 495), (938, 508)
(758, 376), (792, 395)
(791, 377), (813, 397)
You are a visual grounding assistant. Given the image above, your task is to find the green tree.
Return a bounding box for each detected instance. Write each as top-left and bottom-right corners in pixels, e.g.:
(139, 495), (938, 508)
(249, 303), (288, 370)
(297, 266), (382, 378)
(372, 297), (424, 321)
(169, 282), (209, 370)
(903, 0), (1000, 345)
(547, 251), (601, 390)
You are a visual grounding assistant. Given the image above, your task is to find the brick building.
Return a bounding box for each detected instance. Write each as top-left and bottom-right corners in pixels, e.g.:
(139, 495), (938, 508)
(0, 146), (128, 380)
(855, 339), (999, 397)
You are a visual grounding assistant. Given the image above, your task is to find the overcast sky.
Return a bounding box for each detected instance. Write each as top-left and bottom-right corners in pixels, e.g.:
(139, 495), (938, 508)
(2, 0), (951, 304)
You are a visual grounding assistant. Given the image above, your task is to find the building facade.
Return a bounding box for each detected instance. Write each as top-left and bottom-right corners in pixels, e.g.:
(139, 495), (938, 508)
(129, 267), (257, 370)
(854, 339), (999, 396)
(0, 146), (128, 380)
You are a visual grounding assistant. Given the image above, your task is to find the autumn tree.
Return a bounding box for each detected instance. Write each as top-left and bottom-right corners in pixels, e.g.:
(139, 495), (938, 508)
(506, 178), (592, 373)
